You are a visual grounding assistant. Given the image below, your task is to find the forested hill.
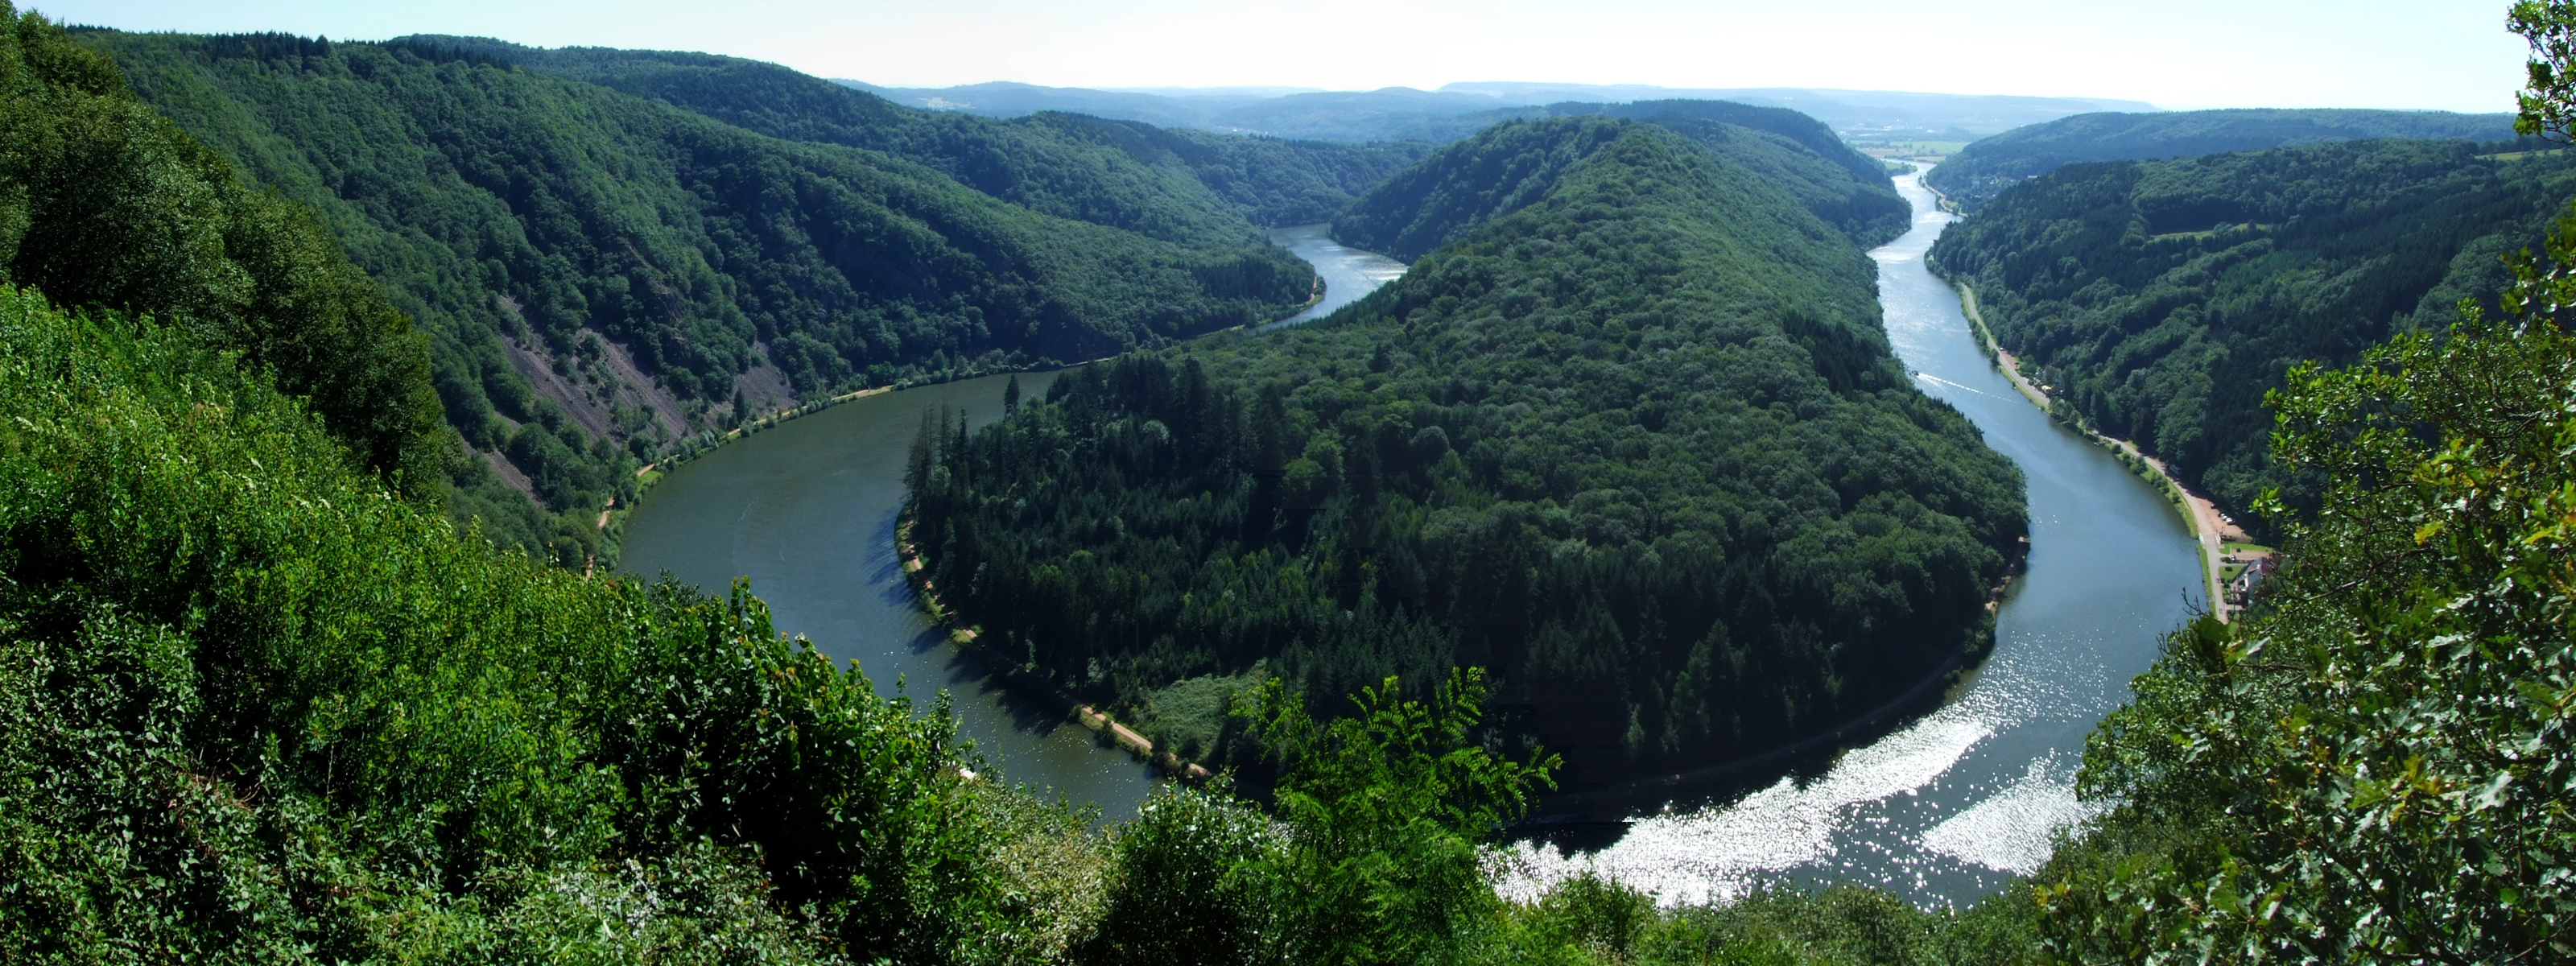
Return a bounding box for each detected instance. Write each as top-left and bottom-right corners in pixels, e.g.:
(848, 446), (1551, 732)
(79, 28), (1319, 566)
(1340, 104), (1907, 256)
(1928, 138), (2576, 528)
(397, 36), (1434, 229)
(1928, 107), (2525, 211)
(910, 117), (2026, 786)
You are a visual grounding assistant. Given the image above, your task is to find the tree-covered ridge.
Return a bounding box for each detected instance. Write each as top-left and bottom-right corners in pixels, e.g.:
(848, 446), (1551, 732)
(0, 267), (1648, 964)
(1335, 108), (1905, 260)
(912, 118), (2026, 785)
(1927, 138), (2576, 529)
(2018, 229), (2576, 964)
(0, 12), (440, 488)
(404, 36), (1435, 232)
(80, 27), (1316, 564)
(1926, 106), (2526, 211)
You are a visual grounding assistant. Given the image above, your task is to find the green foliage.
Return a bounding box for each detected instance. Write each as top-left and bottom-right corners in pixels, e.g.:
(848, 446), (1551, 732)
(2021, 216), (2576, 960)
(1926, 107), (2526, 212)
(0, 4), (441, 488)
(1929, 137), (2576, 530)
(1083, 778), (1280, 966)
(412, 37), (1433, 233)
(1335, 108), (1905, 260)
(1245, 669), (1558, 966)
(0, 283), (1088, 963)
(1485, 878), (2043, 966)
(912, 118), (2024, 784)
(2516, 1), (2576, 141)
(75, 25), (1322, 562)
(1535, 101), (1908, 247)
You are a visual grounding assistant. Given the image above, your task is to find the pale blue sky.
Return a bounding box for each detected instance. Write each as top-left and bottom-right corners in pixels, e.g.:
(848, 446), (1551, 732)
(29, 0), (2531, 113)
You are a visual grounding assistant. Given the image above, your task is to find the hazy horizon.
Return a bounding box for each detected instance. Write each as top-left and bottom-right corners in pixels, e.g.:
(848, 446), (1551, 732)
(35, 0), (2530, 114)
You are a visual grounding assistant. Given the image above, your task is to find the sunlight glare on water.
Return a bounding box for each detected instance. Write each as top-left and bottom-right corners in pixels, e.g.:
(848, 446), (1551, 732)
(1499, 165), (2200, 909)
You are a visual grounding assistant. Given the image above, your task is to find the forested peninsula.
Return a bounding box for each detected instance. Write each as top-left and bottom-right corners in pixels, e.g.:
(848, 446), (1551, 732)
(10, 0), (2576, 958)
(74, 27), (1410, 565)
(1928, 137), (2576, 526)
(1926, 106), (2525, 211)
(909, 115), (2026, 785)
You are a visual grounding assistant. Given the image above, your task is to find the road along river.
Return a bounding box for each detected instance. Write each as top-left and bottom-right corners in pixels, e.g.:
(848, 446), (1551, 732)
(623, 167), (2202, 907)
(1501, 165), (2205, 907)
(619, 228), (1411, 819)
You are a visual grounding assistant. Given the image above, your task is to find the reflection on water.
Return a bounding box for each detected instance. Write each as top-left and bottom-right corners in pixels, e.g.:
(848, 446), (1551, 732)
(619, 226), (1407, 819)
(619, 373), (1162, 818)
(1268, 224), (1408, 327)
(1502, 166), (2204, 908)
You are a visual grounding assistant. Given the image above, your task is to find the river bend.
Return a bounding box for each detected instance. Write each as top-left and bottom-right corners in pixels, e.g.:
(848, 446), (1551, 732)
(1504, 166), (2203, 906)
(624, 169), (2202, 908)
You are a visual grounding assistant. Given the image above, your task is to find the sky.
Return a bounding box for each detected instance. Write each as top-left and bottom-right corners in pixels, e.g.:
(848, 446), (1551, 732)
(31, 0), (2533, 113)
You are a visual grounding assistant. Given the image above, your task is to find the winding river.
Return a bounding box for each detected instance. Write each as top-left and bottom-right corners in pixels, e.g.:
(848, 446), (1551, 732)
(1505, 166), (2202, 906)
(616, 223), (1405, 819)
(621, 167), (2203, 906)
(1267, 223), (1407, 327)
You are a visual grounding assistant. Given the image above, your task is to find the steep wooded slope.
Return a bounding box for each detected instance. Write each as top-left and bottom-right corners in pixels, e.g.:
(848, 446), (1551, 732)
(1928, 138), (2576, 526)
(1337, 104), (1906, 257)
(80, 29), (1316, 564)
(0, 20), (440, 487)
(1926, 107), (2524, 211)
(405, 38), (1435, 230)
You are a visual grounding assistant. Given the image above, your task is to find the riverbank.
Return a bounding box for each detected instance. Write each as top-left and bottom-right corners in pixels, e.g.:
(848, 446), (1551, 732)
(588, 384), (894, 570)
(894, 514), (1213, 782)
(1532, 535), (2025, 823)
(1948, 280), (2246, 618)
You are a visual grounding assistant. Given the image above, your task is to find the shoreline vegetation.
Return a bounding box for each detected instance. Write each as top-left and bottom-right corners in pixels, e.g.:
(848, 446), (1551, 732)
(906, 118), (2025, 791)
(14, 0), (2575, 956)
(610, 275), (1344, 565)
(896, 514), (1215, 780)
(1917, 170), (2244, 618)
(1949, 280), (2248, 617)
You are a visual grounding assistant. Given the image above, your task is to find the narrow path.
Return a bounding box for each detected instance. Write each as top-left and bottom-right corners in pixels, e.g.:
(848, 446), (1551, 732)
(1952, 282), (2244, 618)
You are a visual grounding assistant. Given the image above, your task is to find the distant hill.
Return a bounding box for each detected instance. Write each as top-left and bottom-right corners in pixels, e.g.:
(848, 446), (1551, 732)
(405, 38), (1427, 233)
(1338, 101), (1909, 254)
(844, 80), (2151, 142)
(1440, 83), (2154, 138)
(1926, 108), (2529, 211)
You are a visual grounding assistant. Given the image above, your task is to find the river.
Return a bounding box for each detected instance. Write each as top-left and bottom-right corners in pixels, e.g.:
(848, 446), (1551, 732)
(1502, 165), (2204, 906)
(1267, 223), (1408, 327)
(621, 167), (2203, 906)
(617, 225), (1412, 819)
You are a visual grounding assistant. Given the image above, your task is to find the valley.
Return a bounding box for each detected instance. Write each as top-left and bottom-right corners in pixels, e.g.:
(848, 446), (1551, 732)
(6, 0), (2573, 960)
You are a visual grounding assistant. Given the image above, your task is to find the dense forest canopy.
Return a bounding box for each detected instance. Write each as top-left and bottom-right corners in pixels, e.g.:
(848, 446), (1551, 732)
(1927, 107), (2527, 211)
(13, 0), (2576, 956)
(1927, 138), (2576, 528)
(76, 27), (1329, 565)
(0, 17), (441, 488)
(1337, 101), (1906, 256)
(398, 36), (1436, 231)
(911, 116), (2025, 786)
(2011, 194), (2576, 965)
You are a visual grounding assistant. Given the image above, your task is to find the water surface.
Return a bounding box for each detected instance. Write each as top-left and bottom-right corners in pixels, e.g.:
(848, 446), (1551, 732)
(621, 229), (1410, 817)
(1504, 165), (2206, 907)
(1268, 224), (1408, 327)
